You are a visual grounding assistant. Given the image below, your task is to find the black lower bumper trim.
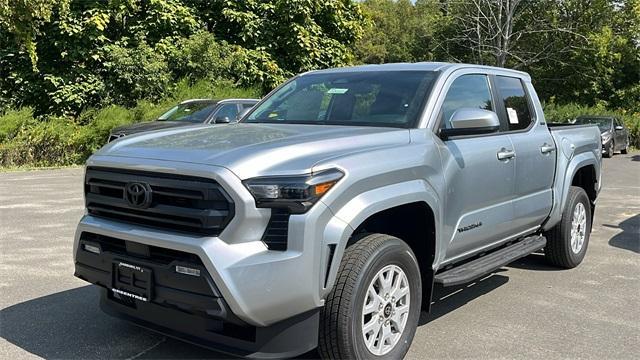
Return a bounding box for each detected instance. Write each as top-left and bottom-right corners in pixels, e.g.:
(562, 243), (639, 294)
(100, 288), (319, 359)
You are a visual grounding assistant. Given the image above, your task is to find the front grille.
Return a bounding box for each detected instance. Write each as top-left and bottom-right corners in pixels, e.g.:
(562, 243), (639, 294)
(85, 167), (234, 235)
(261, 208), (290, 251)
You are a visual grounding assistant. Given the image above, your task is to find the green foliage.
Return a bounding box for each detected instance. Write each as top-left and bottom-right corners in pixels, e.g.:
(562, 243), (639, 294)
(529, 0), (640, 111)
(188, 0), (365, 73)
(1, 0), (638, 168)
(0, 107), (37, 142)
(101, 40), (172, 106)
(355, 0), (441, 63)
(0, 0), (69, 69)
(1, 0), (364, 116)
(163, 31), (286, 89)
(44, 73), (105, 115)
(0, 115), (86, 167)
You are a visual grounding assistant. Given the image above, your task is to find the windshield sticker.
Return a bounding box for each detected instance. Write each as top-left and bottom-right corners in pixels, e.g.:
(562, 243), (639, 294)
(327, 88), (349, 94)
(507, 108), (519, 124)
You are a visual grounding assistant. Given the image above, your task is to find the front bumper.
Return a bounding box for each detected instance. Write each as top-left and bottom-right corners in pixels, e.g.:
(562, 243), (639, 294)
(73, 156), (354, 349)
(74, 231), (318, 358)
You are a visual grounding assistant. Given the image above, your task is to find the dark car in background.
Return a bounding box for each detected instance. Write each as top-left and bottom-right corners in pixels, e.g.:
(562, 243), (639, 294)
(108, 98), (259, 142)
(574, 115), (630, 157)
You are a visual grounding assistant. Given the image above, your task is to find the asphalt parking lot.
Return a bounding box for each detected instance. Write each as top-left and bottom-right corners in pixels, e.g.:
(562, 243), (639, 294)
(1, 153), (639, 359)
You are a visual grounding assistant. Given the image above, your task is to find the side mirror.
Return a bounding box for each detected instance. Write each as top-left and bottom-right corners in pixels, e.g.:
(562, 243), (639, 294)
(440, 108), (501, 139)
(615, 125), (624, 131)
(215, 116), (231, 124)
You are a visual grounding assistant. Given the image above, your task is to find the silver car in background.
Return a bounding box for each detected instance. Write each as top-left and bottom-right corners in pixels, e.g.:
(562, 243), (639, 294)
(108, 98), (259, 142)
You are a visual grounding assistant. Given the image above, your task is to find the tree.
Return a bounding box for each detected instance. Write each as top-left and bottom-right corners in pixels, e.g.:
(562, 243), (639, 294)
(0, 0), (69, 69)
(1, 0), (366, 115)
(525, 0), (640, 109)
(186, 0), (365, 74)
(432, 0), (639, 110)
(355, 0), (442, 64)
(435, 0), (592, 68)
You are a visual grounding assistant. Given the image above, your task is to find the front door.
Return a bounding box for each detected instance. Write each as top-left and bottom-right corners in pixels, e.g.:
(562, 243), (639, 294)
(613, 118), (627, 150)
(437, 74), (516, 263)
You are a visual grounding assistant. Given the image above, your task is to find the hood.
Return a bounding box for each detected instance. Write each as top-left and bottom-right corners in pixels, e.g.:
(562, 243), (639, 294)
(111, 121), (195, 135)
(97, 123), (410, 179)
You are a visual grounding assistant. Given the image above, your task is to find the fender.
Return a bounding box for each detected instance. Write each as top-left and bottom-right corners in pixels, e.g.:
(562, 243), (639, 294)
(544, 151), (600, 231)
(319, 179), (440, 298)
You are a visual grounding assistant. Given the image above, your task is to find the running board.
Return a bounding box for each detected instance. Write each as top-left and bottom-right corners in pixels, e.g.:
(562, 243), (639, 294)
(435, 235), (547, 287)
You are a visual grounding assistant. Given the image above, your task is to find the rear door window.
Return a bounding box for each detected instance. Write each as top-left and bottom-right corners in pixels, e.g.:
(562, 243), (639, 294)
(495, 76), (533, 131)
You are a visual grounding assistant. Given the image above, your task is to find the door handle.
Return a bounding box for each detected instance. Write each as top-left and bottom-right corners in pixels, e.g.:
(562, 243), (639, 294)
(497, 149), (516, 160)
(540, 143), (556, 154)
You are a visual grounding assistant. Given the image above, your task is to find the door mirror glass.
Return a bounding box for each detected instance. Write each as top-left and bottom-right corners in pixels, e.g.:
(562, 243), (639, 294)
(440, 108), (500, 139)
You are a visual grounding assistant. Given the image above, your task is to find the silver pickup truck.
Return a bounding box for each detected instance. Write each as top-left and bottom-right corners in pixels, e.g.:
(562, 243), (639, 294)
(73, 63), (602, 359)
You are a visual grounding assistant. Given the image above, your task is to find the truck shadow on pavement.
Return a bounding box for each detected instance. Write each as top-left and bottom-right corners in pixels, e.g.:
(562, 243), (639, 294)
(0, 285), (228, 359)
(419, 272), (509, 326)
(2, 273), (512, 359)
(505, 251), (565, 271)
(604, 213), (640, 254)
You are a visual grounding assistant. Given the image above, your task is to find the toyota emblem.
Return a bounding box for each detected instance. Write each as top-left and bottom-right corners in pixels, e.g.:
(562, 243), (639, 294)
(124, 182), (152, 208)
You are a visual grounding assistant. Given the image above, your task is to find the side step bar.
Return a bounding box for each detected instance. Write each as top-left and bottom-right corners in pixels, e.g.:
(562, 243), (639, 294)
(435, 235), (547, 287)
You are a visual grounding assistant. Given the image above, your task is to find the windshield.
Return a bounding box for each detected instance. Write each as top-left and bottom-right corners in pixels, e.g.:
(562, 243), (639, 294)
(158, 102), (218, 122)
(575, 117), (612, 132)
(245, 71), (438, 128)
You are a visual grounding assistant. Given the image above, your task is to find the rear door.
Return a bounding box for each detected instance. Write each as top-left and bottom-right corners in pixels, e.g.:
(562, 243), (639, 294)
(437, 73), (516, 262)
(496, 76), (555, 233)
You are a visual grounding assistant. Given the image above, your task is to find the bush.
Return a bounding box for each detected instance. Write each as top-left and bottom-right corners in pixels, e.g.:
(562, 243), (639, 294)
(543, 102), (640, 148)
(0, 116), (86, 167)
(0, 108), (37, 143)
(101, 40), (172, 106)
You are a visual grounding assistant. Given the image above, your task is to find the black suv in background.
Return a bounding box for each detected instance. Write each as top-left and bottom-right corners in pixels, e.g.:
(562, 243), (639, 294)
(108, 98), (259, 142)
(574, 115), (630, 157)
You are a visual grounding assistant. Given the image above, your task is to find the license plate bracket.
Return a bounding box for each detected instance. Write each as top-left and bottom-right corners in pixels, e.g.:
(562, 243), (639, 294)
(112, 260), (153, 302)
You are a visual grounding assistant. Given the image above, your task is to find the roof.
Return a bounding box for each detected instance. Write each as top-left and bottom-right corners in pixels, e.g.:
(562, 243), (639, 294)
(306, 61), (530, 78)
(179, 98), (260, 105)
(217, 98), (260, 103)
(179, 99), (218, 104)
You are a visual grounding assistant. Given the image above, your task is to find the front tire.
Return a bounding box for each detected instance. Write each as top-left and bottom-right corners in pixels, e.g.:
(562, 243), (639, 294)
(318, 233), (422, 360)
(544, 186), (592, 268)
(604, 142), (614, 158)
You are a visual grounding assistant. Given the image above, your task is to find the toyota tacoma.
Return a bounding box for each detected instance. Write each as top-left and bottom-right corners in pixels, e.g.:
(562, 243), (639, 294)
(74, 63), (602, 359)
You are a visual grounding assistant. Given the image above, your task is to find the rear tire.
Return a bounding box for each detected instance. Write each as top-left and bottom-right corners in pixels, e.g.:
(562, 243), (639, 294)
(544, 186), (592, 268)
(318, 233), (421, 360)
(621, 142), (628, 154)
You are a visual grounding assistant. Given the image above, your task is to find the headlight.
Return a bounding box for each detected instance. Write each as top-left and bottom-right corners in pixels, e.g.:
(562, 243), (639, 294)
(244, 169), (344, 213)
(601, 132), (612, 142)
